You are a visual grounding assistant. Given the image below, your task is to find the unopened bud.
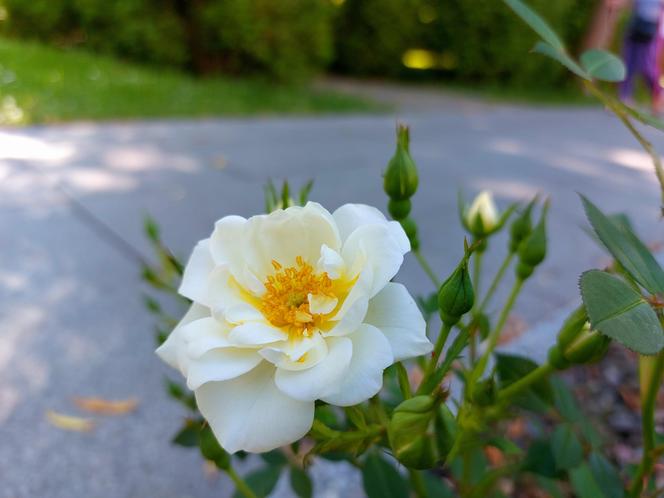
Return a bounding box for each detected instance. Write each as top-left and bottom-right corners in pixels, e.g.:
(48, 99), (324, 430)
(509, 196), (537, 253)
(388, 199), (412, 220)
(548, 307), (610, 368)
(438, 255), (474, 325)
(465, 191), (499, 235)
(384, 125), (419, 201)
(516, 200), (548, 280)
(388, 395), (438, 469)
(400, 217), (419, 250)
(435, 404), (458, 458)
(563, 325), (610, 364)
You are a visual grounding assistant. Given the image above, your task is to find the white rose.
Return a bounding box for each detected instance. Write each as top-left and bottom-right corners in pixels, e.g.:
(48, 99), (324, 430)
(465, 191), (499, 233)
(156, 202), (432, 453)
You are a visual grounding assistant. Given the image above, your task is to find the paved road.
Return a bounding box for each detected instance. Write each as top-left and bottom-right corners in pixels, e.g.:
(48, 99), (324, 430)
(1, 99), (662, 498)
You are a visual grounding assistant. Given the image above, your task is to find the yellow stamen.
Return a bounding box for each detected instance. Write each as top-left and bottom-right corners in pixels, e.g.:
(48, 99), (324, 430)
(260, 256), (335, 339)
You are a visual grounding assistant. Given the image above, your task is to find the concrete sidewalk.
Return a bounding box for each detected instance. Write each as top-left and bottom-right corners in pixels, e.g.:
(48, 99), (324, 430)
(0, 102), (662, 498)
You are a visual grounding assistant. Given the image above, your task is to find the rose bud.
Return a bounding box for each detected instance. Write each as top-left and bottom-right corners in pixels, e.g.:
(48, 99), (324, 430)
(384, 124), (419, 203)
(509, 195), (538, 253)
(438, 255), (474, 326)
(516, 200), (549, 280)
(388, 395), (439, 469)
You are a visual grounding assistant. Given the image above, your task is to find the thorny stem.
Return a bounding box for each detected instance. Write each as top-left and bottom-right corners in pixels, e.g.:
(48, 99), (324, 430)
(629, 351), (664, 497)
(414, 250), (441, 288)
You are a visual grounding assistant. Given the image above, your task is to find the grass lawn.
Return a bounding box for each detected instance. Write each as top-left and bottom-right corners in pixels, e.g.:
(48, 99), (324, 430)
(0, 37), (378, 124)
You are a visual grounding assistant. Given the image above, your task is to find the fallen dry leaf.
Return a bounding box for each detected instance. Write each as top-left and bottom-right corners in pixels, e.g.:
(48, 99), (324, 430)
(73, 397), (139, 415)
(46, 410), (95, 432)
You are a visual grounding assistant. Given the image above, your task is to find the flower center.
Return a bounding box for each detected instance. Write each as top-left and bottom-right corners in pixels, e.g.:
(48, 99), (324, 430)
(260, 256), (335, 338)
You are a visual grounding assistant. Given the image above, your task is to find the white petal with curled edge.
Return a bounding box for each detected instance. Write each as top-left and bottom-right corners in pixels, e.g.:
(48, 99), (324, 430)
(308, 293), (338, 315)
(341, 223), (408, 298)
(156, 303), (210, 376)
(209, 215), (248, 266)
(195, 363), (315, 453)
(228, 322), (287, 346)
(186, 348), (262, 390)
(179, 239), (215, 305)
(179, 316), (232, 359)
(322, 324), (394, 406)
(333, 204), (389, 242)
(365, 282), (432, 361)
(275, 337), (352, 401)
(317, 244), (346, 279)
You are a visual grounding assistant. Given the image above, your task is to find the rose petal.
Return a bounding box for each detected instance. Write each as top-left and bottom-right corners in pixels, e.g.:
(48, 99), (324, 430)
(186, 349), (262, 390)
(365, 282), (432, 361)
(322, 324), (394, 406)
(156, 303), (210, 375)
(274, 337), (352, 401)
(179, 239), (215, 305)
(195, 363), (314, 453)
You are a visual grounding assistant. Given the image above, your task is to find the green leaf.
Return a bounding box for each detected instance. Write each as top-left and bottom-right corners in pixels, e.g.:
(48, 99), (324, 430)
(570, 462), (607, 498)
(199, 425), (230, 469)
(298, 179), (314, 206)
(171, 423), (199, 447)
(233, 466), (282, 498)
(533, 41), (590, 79)
(580, 49), (626, 82)
(260, 449), (288, 467)
(290, 467), (313, 498)
(361, 453), (409, 498)
(502, 0), (564, 50)
(495, 353), (553, 410)
(552, 378), (582, 422)
(522, 439), (560, 478)
(422, 473), (455, 498)
(488, 437), (523, 456)
(580, 270), (664, 354)
(589, 452), (625, 498)
(144, 215), (160, 242)
(581, 195), (664, 295)
(551, 424), (583, 470)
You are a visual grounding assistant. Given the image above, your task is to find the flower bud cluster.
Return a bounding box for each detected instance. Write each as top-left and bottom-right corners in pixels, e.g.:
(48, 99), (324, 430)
(384, 124), (420, 249)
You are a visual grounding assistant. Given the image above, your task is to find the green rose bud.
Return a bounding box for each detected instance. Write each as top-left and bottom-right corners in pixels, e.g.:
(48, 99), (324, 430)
(509, 195), (537, 253)
(384, 124), (419, 201)
(516, 200), (549, 280)
(548, 306), (610, 368)
(435, 404), (458, 458)
(388, 198), (412, 220)
(465, 191), (499, 235)
(438, 255), (474, 325)
(388, 395), (439, 470)
(400, 217), (419, 250)
(556, 305), (589, 350)
(563, 325), (611, 365)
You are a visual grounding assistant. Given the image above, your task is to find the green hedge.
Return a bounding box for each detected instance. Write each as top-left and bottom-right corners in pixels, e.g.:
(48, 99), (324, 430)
(1, 0), (596, 87)
(333, 0), (597, 87)
(0, 0), (333, 81)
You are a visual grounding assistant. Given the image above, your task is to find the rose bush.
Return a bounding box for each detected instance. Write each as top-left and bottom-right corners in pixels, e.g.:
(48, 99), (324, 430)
(156, 202), (431, 452)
